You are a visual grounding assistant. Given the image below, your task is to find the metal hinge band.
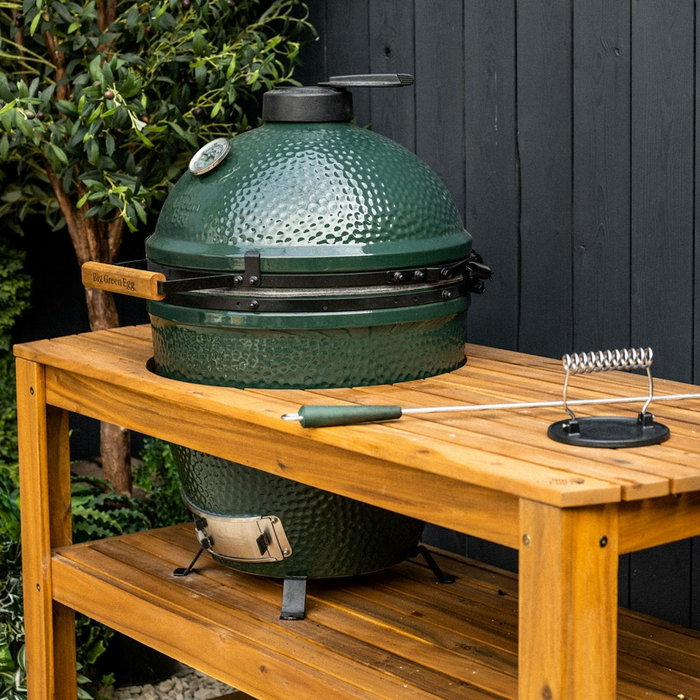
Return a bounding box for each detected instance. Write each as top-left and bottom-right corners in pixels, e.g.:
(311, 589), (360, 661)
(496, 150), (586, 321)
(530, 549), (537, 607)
(185, 498), (293, 564)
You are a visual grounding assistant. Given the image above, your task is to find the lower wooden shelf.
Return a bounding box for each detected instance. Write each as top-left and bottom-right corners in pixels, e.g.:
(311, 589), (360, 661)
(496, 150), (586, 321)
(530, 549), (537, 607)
(52, 524), (700, 700)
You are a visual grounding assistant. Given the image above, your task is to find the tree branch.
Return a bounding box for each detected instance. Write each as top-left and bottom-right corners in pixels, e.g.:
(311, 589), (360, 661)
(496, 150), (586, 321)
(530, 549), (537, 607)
(42, 30), (69, 102)
(43, 159), (92, 262)
(98, 0), (118, 34)
(108, 218), (125, 262)
(11, 12), (30, 87)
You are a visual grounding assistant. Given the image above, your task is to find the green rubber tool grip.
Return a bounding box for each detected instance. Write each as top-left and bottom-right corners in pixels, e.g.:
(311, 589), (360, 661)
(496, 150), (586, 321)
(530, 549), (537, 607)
(298, 405), (403, 428)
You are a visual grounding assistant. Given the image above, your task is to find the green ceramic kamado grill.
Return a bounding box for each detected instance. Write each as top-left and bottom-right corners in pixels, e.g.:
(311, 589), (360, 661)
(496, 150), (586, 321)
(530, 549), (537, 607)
(83, 74), (491, 618)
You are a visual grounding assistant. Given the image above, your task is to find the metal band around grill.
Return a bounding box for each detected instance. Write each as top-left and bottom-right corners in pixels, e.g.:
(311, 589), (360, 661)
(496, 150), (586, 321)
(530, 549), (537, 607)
(185, 497), (293, 564)
(146, 255), (471, 291)
(164, 279), (467, 313)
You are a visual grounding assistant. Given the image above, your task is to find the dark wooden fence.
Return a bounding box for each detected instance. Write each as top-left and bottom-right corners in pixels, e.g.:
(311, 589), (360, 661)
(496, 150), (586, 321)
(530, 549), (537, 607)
(295, 0), (700, 629)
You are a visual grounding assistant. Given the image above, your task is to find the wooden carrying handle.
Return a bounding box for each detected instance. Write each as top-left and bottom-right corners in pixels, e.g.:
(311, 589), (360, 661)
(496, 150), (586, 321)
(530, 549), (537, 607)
(81, 262), (166, 301)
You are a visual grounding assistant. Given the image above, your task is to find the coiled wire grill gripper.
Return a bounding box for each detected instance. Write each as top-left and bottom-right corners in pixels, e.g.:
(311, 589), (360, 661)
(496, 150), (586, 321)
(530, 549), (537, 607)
(549, 347), (670, 448)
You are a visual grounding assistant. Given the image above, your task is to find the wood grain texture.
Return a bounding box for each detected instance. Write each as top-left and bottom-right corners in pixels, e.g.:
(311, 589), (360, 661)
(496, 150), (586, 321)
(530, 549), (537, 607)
(463, 0), (519, 351)
(368, 0), (415, 152)
(515, 0), (573, 357)
(325, 0), (370, 127)
(292, 0), (326, 86)
(619, 493), (700, 554)
(696, 0), (700, 387)
(81, 262), (166, 301)
(519, 500), (619, 699)
(13, 330), (628, 509)
(628, 0), (695, 624)
(43, 524), (700, 700)
(23, 328), (700, 509)
(631, 0), (694, 383)
(16, 359), (77, 700)
(572, 0), (631, 351)
(415, 0), (464, 214)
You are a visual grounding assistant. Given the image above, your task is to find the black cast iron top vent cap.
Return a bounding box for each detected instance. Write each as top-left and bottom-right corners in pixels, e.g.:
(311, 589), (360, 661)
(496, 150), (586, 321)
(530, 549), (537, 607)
(262, 73), (414, 123)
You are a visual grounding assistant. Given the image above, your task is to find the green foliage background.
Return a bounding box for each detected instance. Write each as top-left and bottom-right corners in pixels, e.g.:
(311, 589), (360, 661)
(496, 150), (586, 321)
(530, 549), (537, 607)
(0, 235), (31, 700)
(0, 0), (311, 232)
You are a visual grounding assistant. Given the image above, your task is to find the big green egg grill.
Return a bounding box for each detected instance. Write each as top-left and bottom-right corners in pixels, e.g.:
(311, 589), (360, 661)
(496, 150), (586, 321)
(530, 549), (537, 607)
(83, 74), (491, 618)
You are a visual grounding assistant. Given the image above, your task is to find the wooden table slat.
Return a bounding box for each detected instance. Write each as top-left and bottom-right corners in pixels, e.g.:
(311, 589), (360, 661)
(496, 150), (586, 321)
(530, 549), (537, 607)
(49, 525), (700, 700)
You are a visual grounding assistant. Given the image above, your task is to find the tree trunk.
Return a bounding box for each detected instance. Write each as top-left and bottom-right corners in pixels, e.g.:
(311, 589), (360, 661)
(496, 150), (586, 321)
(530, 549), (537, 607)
(100, 422), (132, 495)
(42, 45), (132, 494)
(85, 278), (133, 495)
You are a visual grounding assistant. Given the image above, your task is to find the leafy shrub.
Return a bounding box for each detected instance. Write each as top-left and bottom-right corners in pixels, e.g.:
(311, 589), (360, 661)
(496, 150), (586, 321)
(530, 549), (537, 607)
(0, 467), (24, 700)
(0, 0), (312, 235)
(0, 236), (30, 700)
(134, 439), (187, 529)
(71, 476), (151, 544)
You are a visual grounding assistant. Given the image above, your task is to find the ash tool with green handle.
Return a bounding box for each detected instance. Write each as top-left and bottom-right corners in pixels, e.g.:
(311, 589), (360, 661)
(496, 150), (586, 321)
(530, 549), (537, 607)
(283, 348), (700, 441)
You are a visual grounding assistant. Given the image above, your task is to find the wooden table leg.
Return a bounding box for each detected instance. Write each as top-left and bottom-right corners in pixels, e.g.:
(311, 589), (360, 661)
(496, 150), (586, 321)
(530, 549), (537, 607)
(519, 499), (618, 699)
(17, 359), (77, 700)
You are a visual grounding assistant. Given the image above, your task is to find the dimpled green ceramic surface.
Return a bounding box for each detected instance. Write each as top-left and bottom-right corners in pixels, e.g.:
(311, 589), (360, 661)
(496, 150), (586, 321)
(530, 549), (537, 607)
(174, 446), (424, 578)
(149, 116), (475, 578)
(146, 121), (471, 272)
(150, 313), (466, 389)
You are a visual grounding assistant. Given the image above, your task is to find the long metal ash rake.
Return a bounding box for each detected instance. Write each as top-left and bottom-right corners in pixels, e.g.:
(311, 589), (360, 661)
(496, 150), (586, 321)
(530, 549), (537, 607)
(282, 348), (700, 445)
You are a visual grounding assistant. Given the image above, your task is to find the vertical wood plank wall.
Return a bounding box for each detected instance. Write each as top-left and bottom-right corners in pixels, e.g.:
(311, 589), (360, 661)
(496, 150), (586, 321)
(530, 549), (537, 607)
(296, 0), (700, 629)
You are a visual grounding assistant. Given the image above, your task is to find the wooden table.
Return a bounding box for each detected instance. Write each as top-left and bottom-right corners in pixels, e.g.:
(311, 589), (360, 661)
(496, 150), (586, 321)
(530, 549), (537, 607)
(15, 326), (700, 699)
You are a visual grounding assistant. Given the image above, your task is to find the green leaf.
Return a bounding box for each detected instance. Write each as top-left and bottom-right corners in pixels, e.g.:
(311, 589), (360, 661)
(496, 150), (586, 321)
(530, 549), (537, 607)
(226, 56), (237, 79)
(133, 199), (147, 224)
(52, 1), (74, 23)
(210, 99), (223, 119)
(167, 121), (198, 148)
(68, 126), (87, 148)
(83, 639), (107, 665)
(119, 72), (140, 99)
(134, 129), (154, 147)
(0, 74), (13, 102)
(29, 10), (42, 35)
(16, 112), (34, 139)
(0, 135), (8, 161)
(126, 5), (138, 28)
(50, 142), (69, 164)
(122, 207), (136, 232)
(0, 644), (13, 673)
(194, 63), (207, 88)
(89, 56), (104, 84)
(0, 111), (13, 132)
(193, 29), (208, 56)
(85, 137), (98, 164)
(86, 104), (102, 125)
(57, 100), (78, 116)
(101, 62), (114, 85)
(105, 133), (115, 156)
(40, 83), (56, 103)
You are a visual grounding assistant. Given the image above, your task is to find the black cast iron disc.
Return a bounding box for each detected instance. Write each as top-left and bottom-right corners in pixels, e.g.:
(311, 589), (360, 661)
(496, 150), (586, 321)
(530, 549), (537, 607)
(547, 416), (670, 448)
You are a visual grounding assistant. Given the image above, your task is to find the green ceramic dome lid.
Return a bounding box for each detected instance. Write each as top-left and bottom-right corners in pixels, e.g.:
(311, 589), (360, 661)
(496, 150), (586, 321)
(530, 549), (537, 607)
(147, 120), (472, 274)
